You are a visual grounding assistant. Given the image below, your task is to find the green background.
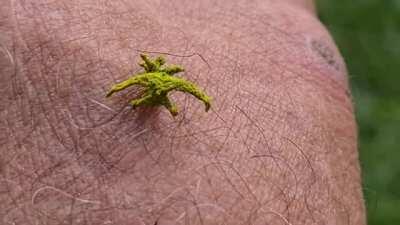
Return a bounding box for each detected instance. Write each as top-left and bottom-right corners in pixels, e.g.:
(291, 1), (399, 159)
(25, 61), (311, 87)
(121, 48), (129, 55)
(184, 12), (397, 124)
(317, 0), (400, 224)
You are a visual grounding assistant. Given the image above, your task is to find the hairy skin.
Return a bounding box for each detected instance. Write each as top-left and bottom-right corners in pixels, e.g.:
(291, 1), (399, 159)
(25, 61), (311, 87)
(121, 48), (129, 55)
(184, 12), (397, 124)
(0, 0), (365, 225)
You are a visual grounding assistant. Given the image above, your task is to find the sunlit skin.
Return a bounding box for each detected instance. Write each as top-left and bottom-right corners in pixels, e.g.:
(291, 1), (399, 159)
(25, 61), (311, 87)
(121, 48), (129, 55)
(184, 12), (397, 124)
(0, 0), (366, 224)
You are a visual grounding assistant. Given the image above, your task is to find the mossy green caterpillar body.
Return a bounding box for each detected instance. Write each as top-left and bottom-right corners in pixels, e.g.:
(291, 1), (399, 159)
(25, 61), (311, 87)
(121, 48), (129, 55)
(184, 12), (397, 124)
(106, 54), (211, 116)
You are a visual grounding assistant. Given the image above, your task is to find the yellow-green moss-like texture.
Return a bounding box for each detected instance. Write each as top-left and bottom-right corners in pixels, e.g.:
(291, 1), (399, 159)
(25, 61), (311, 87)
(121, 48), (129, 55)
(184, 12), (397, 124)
(106, 54), (211, 116)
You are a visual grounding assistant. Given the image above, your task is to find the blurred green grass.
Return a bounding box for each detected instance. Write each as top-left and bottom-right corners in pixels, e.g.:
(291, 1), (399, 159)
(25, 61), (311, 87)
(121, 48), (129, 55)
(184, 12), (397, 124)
(317, 0), (400, 224)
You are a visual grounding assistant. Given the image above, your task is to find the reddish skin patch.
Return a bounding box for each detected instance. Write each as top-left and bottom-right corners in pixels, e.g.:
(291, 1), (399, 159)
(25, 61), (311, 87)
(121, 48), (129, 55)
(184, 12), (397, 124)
(0, 0), (365, 225)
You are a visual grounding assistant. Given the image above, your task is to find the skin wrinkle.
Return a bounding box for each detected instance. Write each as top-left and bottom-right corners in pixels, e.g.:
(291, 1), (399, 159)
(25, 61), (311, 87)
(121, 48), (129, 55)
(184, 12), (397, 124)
(0, 0), (365, 225)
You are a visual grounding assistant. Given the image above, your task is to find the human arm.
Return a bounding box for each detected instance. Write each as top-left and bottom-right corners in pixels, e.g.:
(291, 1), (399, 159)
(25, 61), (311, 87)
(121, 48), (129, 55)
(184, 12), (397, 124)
(0, 0), (366, 224)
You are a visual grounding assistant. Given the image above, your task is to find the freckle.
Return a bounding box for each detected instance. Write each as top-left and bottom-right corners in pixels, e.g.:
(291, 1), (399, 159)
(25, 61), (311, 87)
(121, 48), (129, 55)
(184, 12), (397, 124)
(310, 39), (341, 71)
(345, 89), (351, 98)
(0, 158), (3, 174)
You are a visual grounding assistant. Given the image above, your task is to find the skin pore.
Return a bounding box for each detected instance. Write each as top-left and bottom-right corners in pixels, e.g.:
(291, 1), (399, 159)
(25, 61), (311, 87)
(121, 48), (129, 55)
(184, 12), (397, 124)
(0, 0), (366, 225)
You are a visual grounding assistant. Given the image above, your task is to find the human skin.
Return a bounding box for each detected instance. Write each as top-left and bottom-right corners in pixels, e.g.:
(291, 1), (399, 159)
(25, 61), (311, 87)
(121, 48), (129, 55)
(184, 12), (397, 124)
(0, 0), (366, 224)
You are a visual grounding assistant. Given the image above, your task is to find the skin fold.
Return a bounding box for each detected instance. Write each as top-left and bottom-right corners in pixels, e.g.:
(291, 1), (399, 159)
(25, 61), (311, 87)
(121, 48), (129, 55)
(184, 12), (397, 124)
(0, 0), (366, 224)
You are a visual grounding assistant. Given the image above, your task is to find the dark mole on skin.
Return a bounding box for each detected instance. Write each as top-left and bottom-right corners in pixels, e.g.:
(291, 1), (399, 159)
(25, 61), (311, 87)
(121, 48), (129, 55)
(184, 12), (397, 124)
(311, 39), (341, 71)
